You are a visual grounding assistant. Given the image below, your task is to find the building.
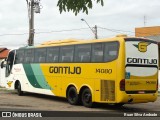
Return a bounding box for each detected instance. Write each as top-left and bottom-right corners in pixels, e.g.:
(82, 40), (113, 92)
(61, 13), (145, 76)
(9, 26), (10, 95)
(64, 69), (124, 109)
(135, 26), (160, 42)
(0, 48), (10, 61)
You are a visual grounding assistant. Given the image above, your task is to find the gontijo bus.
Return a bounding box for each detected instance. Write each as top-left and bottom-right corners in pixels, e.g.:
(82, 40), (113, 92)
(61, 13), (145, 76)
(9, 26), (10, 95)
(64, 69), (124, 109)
(1, 35), (159, 107)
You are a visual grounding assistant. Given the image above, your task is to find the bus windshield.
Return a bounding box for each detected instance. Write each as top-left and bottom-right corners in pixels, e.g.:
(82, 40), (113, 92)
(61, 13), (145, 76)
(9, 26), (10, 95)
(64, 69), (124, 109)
(125, 38), (158, 92)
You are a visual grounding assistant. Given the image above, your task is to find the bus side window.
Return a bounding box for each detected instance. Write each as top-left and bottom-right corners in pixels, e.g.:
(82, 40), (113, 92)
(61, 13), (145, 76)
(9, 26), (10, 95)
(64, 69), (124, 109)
(104, 42), (119, 62)
(60, 46), (74, 63)
(46, 47), (59, 63)
(15, 50), (25, 64)
(35, 48), (46, 63)
(74, 44), (91, 62)
(24, 49), (34, 63)
(91, 43), (104, 62)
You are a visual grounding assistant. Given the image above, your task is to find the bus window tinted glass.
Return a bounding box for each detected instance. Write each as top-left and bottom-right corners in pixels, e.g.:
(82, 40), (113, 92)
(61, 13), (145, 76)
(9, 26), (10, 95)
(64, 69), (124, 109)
(60, 46), (74, 62)
(24, 49), (34, 63)
(104, 42), (119, 62)
(92, 43), (104, 62)
(75, 44), (91, 62)
(46, 47), (59, 63)
(35, 48), (46, 63)
(15, 50), (25, 64)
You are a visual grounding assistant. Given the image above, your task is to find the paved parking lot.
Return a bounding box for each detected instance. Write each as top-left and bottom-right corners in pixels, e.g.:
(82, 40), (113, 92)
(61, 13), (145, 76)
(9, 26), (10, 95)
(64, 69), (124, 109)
(0, 88), (160, 112)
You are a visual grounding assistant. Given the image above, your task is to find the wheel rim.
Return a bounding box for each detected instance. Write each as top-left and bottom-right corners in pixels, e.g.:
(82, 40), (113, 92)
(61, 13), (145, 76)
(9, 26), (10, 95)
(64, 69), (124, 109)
(68, 89), (76, 102)
(17, 84), (21, 93)
(67, 87), (79, 105)
(83, 91), (91, 104)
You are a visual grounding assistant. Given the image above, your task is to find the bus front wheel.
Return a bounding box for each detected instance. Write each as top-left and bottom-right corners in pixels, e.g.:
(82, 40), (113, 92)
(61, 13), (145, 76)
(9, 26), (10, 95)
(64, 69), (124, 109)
(17, 82), (23, 96)
(81, 88), (93, 108)
(67, 87), (79, 105)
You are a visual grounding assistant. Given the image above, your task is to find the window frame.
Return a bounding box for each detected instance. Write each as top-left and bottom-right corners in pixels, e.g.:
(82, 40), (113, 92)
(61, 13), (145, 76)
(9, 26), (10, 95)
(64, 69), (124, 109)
(15, 49), (25, 64)
(104, 41), (119, 62)
(74, 44), (92, 63)
(24, 48), (35, 63)
(34, 48), (47, 63)
(46, 47), (60, 63)
(59, 45), (75, 63)
(91, 43), (104, 63)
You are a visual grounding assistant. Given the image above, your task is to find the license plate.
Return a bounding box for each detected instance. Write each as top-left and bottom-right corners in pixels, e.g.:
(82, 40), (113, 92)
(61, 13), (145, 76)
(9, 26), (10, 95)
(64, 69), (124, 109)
(138, 91), (145, 94)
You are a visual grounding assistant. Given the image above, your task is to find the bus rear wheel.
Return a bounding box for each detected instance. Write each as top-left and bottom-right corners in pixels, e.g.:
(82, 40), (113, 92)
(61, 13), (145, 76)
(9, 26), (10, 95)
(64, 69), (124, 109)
(17, 82), (23, 96)
(67, 87), (79, 105)
(81, 88), (93, 108)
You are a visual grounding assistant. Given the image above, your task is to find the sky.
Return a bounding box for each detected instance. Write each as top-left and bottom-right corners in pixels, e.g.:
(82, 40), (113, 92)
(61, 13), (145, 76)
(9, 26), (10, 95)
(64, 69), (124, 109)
(0, 0), (160, 49)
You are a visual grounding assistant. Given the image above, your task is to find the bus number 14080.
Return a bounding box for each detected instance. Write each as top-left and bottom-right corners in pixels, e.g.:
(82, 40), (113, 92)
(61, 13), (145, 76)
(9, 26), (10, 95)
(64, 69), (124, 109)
(96, 69), (112, 74)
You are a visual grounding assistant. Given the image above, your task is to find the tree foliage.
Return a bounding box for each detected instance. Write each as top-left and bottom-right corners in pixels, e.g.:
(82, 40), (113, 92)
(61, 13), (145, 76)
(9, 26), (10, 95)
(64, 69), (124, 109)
(57, 0), (104, 15)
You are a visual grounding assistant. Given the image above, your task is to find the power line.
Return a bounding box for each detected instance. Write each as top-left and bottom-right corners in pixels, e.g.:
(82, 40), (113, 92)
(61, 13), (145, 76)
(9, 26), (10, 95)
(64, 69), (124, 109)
(98, 26), (160, 36)
(35, 28), (89, 34)
(1, 26), (160, 38)
(0, 33), (28, 37)
(0, 28), (89, 37)
(98, 26), (135, 36)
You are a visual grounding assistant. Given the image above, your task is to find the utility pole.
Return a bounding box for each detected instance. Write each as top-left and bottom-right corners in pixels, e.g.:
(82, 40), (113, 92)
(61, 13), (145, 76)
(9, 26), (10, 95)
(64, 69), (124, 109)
(94, 25), (98, 39)
(26, 0), (41, 46)
(81, 18), (98, 39)
(144, 15), (146, 27)
(29, 0), (34, 46)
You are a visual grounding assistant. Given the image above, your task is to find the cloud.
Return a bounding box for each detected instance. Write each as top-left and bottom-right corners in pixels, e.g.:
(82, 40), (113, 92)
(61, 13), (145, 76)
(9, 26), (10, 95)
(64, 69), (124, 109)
(0, 0), (160, 48)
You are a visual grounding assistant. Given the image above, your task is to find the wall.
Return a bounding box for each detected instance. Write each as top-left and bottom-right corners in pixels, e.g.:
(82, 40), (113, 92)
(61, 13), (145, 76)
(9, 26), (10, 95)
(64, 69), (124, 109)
(135, 26), (160, 37)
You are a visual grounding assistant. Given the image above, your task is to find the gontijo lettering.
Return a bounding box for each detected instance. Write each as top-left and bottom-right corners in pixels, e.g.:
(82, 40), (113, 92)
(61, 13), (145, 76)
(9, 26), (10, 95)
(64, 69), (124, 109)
(127, 58), (157, 65)
(49, 66), (81, 74)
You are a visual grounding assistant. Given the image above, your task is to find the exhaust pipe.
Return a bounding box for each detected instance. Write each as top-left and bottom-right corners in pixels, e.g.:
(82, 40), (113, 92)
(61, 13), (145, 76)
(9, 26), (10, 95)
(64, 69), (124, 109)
(128, 98), (133, 103)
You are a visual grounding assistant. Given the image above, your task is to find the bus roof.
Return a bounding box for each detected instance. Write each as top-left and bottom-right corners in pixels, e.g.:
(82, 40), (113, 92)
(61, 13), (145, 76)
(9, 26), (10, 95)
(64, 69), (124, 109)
(40, 39), (81, 45)
(37, 35), (128, 48)
(17, 34), (156, 49)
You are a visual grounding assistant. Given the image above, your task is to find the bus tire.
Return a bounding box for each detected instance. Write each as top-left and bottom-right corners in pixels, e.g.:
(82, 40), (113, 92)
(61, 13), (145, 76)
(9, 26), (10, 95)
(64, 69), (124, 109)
(17, 82), (23, 96)
(81, 88), (93, 108)
(67, 87), (79, 105)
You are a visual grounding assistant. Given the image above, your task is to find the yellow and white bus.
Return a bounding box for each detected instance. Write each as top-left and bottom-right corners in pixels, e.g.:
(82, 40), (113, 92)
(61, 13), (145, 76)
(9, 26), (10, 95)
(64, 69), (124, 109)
(1, 35), (159, 107)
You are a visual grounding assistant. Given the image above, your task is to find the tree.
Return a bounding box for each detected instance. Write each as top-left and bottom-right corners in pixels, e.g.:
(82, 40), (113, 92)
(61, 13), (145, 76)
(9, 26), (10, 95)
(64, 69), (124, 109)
(57, 0), (104, 15)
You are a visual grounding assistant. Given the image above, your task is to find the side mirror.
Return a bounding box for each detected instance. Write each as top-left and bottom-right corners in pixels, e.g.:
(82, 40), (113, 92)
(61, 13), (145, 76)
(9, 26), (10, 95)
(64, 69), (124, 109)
(1, 61), (6, 68)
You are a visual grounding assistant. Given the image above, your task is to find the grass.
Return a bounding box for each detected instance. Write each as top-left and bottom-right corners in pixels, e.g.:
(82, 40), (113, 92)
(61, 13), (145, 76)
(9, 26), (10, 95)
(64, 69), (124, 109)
(0, 86), (12, 91)
(0, 88), (16, 94)
(0, 86), (5, 88)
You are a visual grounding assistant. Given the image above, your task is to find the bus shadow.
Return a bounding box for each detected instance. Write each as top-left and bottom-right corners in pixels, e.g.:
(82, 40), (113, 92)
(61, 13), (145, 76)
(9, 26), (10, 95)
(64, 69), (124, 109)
(92, 103), (149, 112)
(19, 92), (149, 112)
(22, 92), (68, 103)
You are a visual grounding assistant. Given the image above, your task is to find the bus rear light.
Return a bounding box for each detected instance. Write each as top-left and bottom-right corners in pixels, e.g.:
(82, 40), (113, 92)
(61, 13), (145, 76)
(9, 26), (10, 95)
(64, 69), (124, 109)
(120, 79), (125, 91)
